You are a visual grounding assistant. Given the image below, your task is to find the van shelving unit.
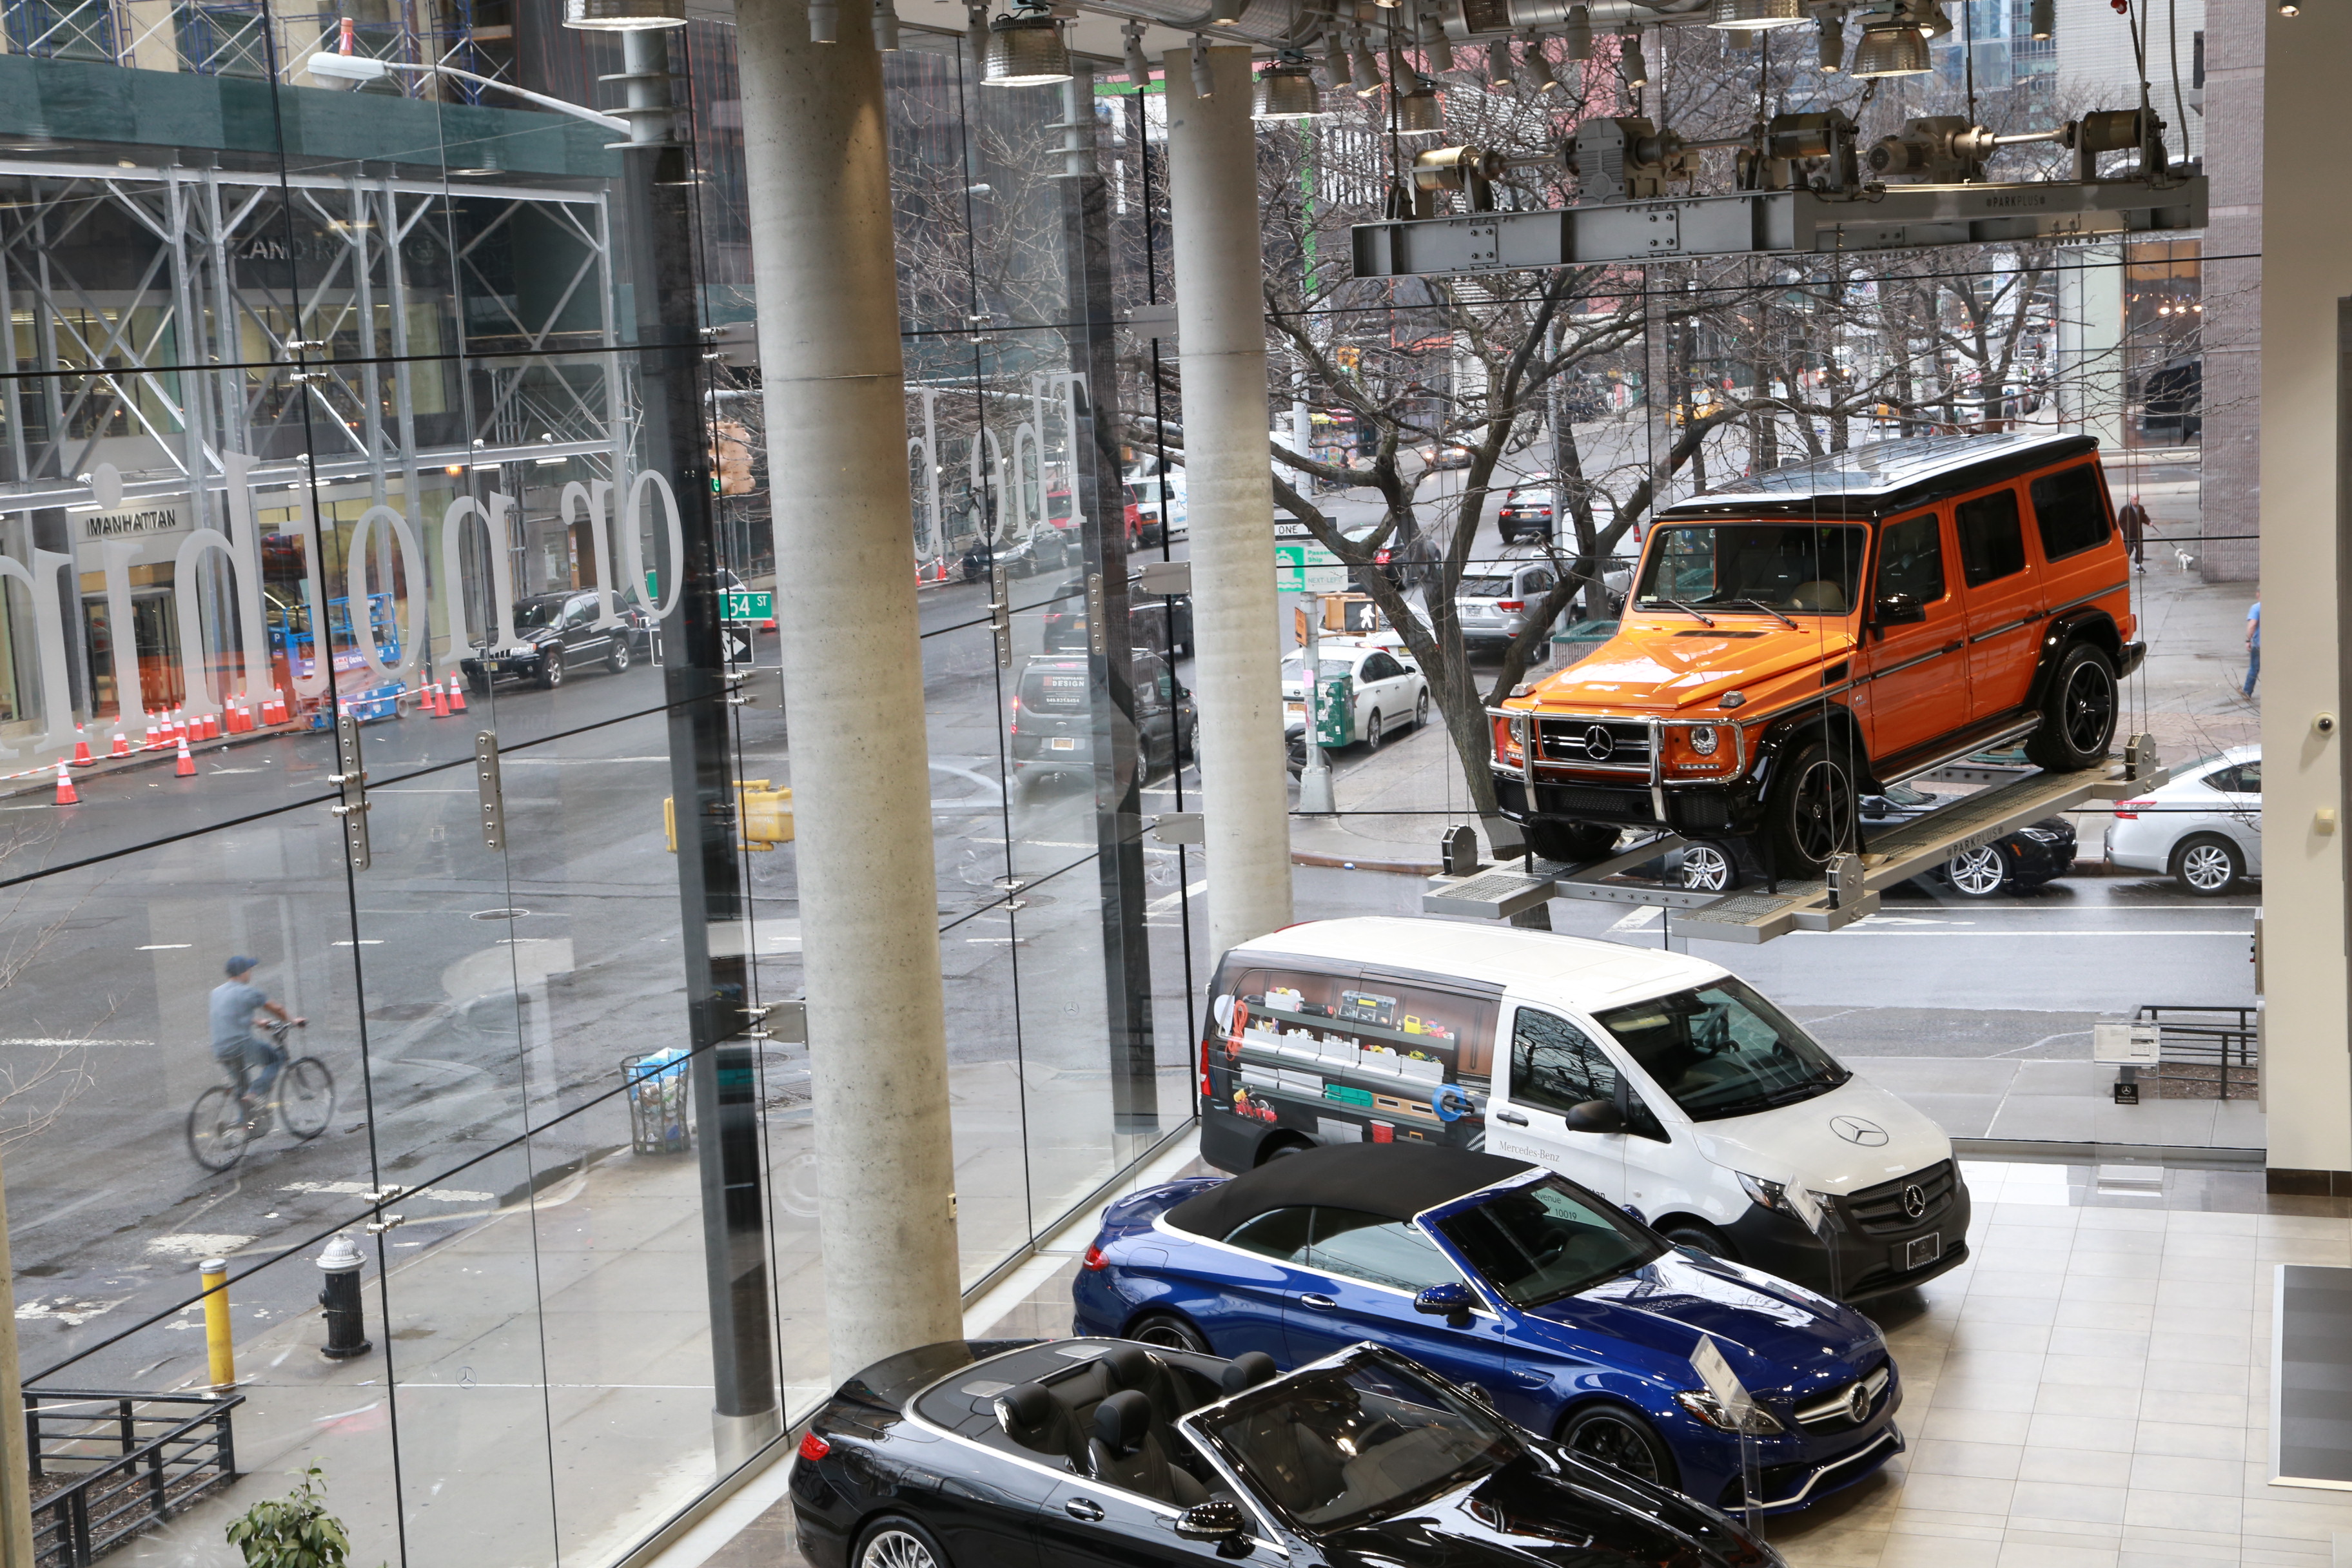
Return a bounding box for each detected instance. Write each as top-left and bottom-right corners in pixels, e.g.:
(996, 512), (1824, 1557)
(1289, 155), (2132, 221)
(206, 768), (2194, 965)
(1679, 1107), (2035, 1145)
(1424, 754), (2170, 946)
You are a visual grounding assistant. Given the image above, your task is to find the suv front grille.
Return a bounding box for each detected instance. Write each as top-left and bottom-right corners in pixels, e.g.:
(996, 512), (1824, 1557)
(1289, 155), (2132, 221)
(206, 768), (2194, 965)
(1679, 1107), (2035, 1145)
(1536, 717), (1652, 771)
(1843, 1160), (1959, 1236)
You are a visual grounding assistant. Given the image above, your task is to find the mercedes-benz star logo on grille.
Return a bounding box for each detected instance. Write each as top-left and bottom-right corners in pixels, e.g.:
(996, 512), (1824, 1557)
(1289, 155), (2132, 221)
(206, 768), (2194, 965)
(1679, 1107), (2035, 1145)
(1845, 1384), (1872, 1422)
(1582, 725), (1615, 760)
(1901, 1184), (1928, 1219)
(1830, 1115), (1888, 1146)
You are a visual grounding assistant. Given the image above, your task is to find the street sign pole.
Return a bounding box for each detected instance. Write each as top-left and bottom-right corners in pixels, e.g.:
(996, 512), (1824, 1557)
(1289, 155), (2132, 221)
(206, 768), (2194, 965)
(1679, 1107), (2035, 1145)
(1298, 593), (1336, 816)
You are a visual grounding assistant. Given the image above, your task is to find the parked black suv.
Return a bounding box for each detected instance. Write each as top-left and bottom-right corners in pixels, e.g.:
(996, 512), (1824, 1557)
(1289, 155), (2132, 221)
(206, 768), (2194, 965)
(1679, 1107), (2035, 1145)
(461, 591), (652, 692)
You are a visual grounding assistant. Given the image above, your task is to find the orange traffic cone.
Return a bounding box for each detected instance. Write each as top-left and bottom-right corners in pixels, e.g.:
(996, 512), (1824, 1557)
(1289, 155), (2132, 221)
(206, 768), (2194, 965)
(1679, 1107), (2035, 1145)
(262, 689), (283, 725)
(141, 714), (157, 750)
(430, 679), (449, 718)
(223, 698), (244, 734)
(174, 734), (196, 779)
(170, 708), (186, 745)
(70, 727), (93, 766)
(447, 676), (467, 714)
(108, 729), (130, 759)
(52, 759), (76, 805)
(199, 711), (220, 741)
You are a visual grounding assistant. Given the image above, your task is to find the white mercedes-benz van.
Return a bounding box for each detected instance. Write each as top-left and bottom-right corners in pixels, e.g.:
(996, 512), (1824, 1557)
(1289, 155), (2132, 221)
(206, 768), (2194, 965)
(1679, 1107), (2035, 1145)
(1197, 916), (1966, 1300)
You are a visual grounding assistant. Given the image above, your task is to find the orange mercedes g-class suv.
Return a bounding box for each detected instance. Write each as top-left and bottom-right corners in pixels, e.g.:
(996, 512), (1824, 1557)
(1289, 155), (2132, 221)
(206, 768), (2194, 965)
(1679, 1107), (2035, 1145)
(1492, 433), (2143, 880)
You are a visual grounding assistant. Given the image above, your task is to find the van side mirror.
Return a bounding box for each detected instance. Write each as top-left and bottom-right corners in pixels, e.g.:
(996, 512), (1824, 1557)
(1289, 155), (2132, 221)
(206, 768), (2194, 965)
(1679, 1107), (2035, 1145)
(1564, 1099), (1627, 1135)
(1873, 594), (1927, 628)
(1413, 1282), (1477, 1326)
(1173, 1498), (1250, 1551)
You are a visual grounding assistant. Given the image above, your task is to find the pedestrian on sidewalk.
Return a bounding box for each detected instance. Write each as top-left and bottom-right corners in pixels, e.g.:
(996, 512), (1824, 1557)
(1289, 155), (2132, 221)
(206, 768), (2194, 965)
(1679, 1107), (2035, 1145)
(2117, 495), (2153, 572)
(2244, 600), (2262, 698)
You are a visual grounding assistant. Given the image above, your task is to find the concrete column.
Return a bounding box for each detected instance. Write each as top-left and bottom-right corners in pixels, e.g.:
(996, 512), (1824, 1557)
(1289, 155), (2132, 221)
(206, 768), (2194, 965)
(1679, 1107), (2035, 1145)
(735, 0), (963, 1384)
(2257, 0), (2352, 1195)
(1163, 43), (1292, 959)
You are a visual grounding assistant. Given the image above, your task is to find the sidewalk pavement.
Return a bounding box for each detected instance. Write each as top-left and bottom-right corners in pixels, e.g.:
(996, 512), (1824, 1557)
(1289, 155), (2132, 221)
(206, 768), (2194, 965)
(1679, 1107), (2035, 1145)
(1845, 1054), (2264, 1152)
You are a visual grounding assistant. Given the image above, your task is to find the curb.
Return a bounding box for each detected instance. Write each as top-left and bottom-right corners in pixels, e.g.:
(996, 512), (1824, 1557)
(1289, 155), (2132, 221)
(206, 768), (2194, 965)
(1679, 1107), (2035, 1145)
(1290, 847), (1442, 875)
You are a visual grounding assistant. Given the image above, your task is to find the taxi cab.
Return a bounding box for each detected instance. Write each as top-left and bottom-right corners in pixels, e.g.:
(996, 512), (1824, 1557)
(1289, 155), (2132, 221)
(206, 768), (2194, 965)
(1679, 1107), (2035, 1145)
(1492, 433), (2142, 874)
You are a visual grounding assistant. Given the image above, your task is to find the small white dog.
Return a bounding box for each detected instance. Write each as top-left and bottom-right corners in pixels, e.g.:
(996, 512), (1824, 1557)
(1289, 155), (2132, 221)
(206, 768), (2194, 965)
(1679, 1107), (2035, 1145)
(2174, 545), (2197, 573)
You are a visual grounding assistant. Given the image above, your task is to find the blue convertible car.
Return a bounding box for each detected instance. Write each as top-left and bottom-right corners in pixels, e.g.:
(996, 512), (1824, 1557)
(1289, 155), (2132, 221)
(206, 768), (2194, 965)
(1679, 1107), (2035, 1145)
(1072, 1142), (1902, 1514)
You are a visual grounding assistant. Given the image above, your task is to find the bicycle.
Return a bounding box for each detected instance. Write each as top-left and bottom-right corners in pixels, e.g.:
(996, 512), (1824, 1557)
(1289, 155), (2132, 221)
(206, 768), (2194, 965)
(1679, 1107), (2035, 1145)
(187, 1021), (336, 1171)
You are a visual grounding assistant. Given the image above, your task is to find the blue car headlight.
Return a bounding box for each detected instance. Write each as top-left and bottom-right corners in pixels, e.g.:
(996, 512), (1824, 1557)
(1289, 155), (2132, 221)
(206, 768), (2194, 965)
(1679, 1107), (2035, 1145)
(1674, 1389), (1785, 1436)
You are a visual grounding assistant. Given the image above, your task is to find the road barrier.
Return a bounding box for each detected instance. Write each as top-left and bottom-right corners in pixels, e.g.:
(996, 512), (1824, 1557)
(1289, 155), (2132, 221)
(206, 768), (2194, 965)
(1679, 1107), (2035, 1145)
(23, 1387), (243, 1568)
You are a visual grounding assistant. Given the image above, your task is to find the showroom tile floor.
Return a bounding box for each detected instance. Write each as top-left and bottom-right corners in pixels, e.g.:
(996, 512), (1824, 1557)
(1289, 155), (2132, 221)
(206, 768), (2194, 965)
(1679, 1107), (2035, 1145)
(703, 1155), (2352, 1568)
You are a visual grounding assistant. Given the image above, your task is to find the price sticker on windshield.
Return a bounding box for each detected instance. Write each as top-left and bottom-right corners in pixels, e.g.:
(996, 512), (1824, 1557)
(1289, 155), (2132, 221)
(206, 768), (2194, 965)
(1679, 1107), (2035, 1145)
(1689, 1335), (1755, 1425)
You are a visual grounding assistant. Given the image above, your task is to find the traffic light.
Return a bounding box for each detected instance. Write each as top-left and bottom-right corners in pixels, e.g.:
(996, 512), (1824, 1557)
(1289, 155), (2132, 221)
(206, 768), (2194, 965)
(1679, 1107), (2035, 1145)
(665, 780), (795, 852)
(710, 420), (757, 496)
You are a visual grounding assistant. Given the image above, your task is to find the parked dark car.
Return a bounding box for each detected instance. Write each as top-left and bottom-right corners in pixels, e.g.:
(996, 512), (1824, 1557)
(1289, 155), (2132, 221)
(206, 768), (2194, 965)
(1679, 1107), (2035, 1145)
(460, 590), (651, 692)
(1864, 783), (2079, 896)
(960, 525), (1070, 582)
(1012, 652), (1197, 794)
(1043, 593), (1195, 660)
(1498, 476), (1556, 544)
(787, 1337), (1783, 1568)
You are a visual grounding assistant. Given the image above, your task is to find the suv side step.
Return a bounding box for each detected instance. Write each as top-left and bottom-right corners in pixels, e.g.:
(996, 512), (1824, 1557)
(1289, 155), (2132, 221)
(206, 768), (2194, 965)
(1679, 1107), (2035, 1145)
(1872, 712), (2042, 791)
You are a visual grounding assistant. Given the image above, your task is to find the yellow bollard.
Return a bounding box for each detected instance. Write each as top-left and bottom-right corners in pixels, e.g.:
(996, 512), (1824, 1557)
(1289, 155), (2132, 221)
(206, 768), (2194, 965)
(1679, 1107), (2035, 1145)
(200, 1258), (235, 1389)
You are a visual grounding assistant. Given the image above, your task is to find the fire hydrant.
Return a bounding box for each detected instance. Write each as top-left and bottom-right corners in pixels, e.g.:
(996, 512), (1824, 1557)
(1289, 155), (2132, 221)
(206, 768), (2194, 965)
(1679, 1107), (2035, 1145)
(317, 1233), (372, 1360)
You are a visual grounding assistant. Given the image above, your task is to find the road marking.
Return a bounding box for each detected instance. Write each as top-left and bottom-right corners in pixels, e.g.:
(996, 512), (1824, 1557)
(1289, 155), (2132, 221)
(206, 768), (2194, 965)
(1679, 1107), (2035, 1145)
(18, 1187), (118, 1235)
(1607, 906), (1661, 934)
(329, 940), (386, 946)
(144, 1233), (253, 1259)
(280, 1180), (495, 1203)
(1794, 929), (2249, 937)
(0, 1037), (152, 1048)
(135, 943), (192, 950)
(16, 1297), (130, 1325)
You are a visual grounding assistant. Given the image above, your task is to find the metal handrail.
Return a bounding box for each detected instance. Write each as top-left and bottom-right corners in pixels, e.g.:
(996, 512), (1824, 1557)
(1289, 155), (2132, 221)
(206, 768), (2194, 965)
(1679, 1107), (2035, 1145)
(23, 1389), (242, 1568)
(2130, 1004), (2259, 1101)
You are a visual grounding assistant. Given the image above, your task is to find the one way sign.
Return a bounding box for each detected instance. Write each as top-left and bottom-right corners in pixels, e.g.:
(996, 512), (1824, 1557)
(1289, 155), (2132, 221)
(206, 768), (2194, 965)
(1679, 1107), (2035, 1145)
(724, 627), (753, 665)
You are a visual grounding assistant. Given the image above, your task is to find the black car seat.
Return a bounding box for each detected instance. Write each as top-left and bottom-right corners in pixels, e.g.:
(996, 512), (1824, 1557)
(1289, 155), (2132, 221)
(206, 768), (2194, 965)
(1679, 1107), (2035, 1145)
(995, 1382), (1085, 1469)
(1101, 1344), (1213, 1429)
(1085, 1390), (1209, 1507)
(1220, 1352), (1278, 1399)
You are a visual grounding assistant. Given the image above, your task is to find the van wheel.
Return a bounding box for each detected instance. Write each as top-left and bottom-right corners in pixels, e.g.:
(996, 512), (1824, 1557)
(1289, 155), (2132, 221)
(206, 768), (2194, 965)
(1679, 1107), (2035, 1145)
(1660, 1219), (1736, 1261)
(1766, 740), (1859, 875)
(1558, 1406), (1678, 1490)
(1524, 821), (1619, 864)
(2173, 833), (2244, 896)
(2024, 642), (2117, 772)
(1127, 1313), (1211, 1353)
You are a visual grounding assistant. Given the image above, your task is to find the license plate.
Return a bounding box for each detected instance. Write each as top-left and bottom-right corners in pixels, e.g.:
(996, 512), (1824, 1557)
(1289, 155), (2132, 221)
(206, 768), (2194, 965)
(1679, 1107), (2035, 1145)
(1903, 1233), (1941, 1271)
(1050, 737), (1078, 751)
(1284, 702), (1305, 717)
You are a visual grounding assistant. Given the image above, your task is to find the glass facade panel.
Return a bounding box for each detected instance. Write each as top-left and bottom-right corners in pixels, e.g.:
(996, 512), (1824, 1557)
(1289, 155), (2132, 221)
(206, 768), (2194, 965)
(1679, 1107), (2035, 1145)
(0, 9), (1198, 1565)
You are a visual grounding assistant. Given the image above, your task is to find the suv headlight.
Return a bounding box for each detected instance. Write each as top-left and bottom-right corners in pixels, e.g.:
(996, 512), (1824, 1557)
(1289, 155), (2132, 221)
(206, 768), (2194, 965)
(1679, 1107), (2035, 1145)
(1674, 1389), (1785, 1436)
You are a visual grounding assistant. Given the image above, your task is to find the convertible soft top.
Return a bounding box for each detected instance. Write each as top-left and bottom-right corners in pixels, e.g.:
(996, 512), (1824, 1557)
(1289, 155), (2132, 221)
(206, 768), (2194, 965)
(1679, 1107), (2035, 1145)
(1164, 1142), (1533, 1240)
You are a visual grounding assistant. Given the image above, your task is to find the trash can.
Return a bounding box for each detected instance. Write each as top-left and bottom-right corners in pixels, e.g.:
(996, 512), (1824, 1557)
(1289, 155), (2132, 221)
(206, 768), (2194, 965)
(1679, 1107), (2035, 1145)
(620, 1048), (694, 1154)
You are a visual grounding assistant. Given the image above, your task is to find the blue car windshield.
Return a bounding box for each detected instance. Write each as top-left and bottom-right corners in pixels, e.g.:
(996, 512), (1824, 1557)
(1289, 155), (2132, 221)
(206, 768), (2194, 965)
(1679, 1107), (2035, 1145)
(1436, 1180), (1665, 1308)
(1195, 1355), (1516, 1533)
(1594, 977), (1850, 1121)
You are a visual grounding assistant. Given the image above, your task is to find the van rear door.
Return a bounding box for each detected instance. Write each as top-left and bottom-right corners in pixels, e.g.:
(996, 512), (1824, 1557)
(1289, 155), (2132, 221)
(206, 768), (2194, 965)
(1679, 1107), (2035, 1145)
(1484, 1004), (1627, 1200)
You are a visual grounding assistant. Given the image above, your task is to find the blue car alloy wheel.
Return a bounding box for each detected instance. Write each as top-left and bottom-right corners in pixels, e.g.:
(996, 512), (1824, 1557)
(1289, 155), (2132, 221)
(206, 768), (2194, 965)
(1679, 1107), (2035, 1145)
(1071, 1141), (1905, 1515)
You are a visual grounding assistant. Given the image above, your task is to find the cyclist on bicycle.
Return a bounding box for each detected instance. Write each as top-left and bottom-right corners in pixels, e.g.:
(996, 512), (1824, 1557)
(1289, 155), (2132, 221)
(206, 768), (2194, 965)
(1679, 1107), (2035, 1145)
(210, 957), (303, 1121)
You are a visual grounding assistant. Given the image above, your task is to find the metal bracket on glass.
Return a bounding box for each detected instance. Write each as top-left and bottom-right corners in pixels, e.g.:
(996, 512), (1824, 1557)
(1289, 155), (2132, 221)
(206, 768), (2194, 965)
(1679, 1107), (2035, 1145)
(1086, 573), (1106, 656)
(1152, 812), (1205, 845)
(1134, 559), (1191, 597)
(990, 562), (1012, 669)
(1121, 302), (1177, 338)
(746, 999), (808, 1044)
(364, 1214), (406, 1235)
(475, 731), (505, 851)
(331, 714), (371, 871)
(727, 669), (784, 709)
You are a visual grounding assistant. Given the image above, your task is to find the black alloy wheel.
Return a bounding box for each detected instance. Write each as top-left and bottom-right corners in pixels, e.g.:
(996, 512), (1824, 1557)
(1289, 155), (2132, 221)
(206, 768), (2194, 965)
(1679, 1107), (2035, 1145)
(1769, 741), (1859, 874)
(1558, 1406), (1678, 1489)
(1524, 820), (1619, 865)
(2024, 643), (2118, 771)
(537, 650), (565, 691)
(1127, 1313), (1211, 1354)
(607, 637), (633, 674)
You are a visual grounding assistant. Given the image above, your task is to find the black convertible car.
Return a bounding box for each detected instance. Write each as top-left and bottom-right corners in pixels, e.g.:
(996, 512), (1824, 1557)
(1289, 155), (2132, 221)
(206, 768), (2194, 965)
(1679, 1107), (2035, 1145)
(789, 1337), (1780, 1568)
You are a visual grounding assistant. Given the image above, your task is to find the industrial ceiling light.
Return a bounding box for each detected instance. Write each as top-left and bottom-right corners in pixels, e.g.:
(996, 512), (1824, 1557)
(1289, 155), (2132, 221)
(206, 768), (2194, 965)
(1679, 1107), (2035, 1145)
(1417, 7), (1454, 71)
(1253, 58), (1322, 117)
(1351, 31), (1385, 92)
(1563, 4), (1591, 58)
(1708, 0), (1805, 28)
(982, 8), (1071, 84)
(2028, 0), (2052, 36)
(1850, 15), (1930, 74)
(1619, 26), (1648, 87)
(1326, 24), (1354, 86)
(1487, 35), (1514, 86)
(562, 0), (684, 28)
(1817, 4), (1845, 68)
(1395, 79), (1444, 131)
(1520, 35), (1558, 91)
(1121, 18), (1150, 85)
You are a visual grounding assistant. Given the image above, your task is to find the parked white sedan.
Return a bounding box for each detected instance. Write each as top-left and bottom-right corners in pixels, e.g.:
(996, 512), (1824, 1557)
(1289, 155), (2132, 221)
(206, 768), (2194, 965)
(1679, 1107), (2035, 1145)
(2104, 744), (2261, 895)
(1279, 638), (1429, 750)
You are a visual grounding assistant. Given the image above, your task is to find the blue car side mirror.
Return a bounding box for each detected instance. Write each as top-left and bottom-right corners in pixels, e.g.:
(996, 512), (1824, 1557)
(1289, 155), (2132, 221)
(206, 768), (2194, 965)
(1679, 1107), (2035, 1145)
(1413, 1283), (1476, 1326)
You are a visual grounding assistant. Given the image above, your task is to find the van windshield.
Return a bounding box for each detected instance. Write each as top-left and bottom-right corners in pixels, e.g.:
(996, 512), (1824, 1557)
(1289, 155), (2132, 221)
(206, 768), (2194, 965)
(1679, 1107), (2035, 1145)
(1592, 977), (1849, 1121)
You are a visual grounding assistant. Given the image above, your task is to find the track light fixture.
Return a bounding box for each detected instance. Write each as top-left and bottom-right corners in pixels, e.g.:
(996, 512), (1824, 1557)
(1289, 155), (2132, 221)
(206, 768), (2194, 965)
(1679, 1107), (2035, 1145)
(982, 6), (1071, 85)
(2278, 1), (2298, 13)
(1520, 34), (1558, 91)
(1563, 4), (1591, 58)
(1253, 55), (1322, 116)
(1487, 35), (1514, 86)
(1121, 18), (1150, 85)
(1325, 24), (1353, 86)
(1619, 26), (1648, 87)
(1817, 3), (1845, 68)
(807, 0), (836, 40)
(873, 0), (898, 50)
(1913, 0), (1952, 34)
(966, 2), (989, 57)
(1351, 31), (1385, 92)
(2028, 0), (2052, 36)
(1849, 13), (1930, 74)
(1418, 7), (1454, 71)
(1190, 34), (1217, 97)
